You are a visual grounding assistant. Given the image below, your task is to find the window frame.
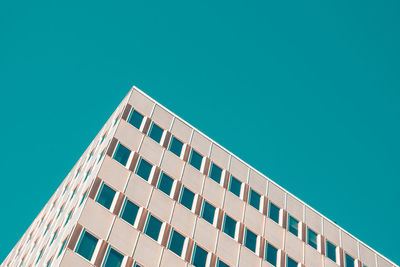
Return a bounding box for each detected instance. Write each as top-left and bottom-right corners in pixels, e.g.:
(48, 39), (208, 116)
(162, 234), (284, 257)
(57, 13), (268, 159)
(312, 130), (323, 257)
(102, 246), (125, 267)
(75, 229), (99, 263)
(287, 215), (299, 237)
(307, 227), (318, 250)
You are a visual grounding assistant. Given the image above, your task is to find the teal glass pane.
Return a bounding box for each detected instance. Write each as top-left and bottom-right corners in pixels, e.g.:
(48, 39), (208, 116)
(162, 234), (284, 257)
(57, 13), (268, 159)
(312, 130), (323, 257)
(326, 240), (336, 262)
(36, 249), (43, 263)
(217, 259), (230, 267)
(136, 158), (153, 181)
(120, 199), (139, 225)
(249, 188), (261, 210)
(209, 162), (222, 183)
(288, 215), (298, 236)
(168, 229), (185, 256)
(113, 143), (131, 166)
(98, 151), (105, 163)
(50, 230), (58, 245)
(222, 214), (236, 238)
(307, 228), (318, 249)
(269, 202), (280, 223)
(58, 238), (67, 257)
(201, 201), (216, 224)
(179, 186), (195, 210)
(144, 215), (162, 241)
(103, 248), (124, 267)
(128, 109), (144, 129)
(228, 176), (241, 197)
(157, 172), (174, 196)
(191, 244), (208, 267)
(84, 170), (91, 181)
(189, 149), (203, 170)
(64, 211), (73, 226)
(345, 253), (354, 267)
(169, 136), (183, 157)
(75, 231), (98, 261)
(265, 242), (278, 266)
(57, 205), (64, 218)
(244, 228), (257, 252)
(148, 123), (164, 143)
(287, 256), (298, 267)
(46, 258), (53, 267)
(96, 184), (116, 209)
(80, 190), (88, 206)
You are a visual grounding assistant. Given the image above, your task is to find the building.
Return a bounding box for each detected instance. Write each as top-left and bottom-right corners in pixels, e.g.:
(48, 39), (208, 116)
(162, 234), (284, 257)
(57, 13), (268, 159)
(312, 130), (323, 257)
(1, 87), (397, 267)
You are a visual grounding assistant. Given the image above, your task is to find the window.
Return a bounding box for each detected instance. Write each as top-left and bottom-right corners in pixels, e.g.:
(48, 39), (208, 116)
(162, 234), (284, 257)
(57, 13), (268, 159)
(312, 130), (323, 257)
(148, 122), (164, 143)
(244, 228), (257, 252)
(326, 240), (336, 262)
(87, 150), (93, 161)
(103, 247), (124, 267)
(191, 244), (208, 267)
(44, 223), (51, 235)
(189, 149), (203, 170)
(113, 114), (120, 126)
(80, 190), (88, 206)
(58, 238), (68, 257)
(217, 259), (230, 267)
(228, 175), (242, 197)
(168, 229), (185, 257)
(222, 214), (237, 239)
(36, 248), (44, 264)
(249, 188), (261, 210)
(96, 183), (116, 210)
(345, 253), (355, 267)
(75, 168), (81, 178)
(64, 210), (73, 226)
(84, 169), (91, 182)
(200, 200), (216, 225)
(268, 202), (280, 224)
(287, 256), (298, 267)
(46, 257), (53, 267)
(287, 215), (298, 236)
(75, 230), (99, 261)
(208, 162), (222, 183)
(50, 229), (59, 245)
(57, 204), (64, 218)
(157, 172), (174, 196)
(135, 158), (153, 181)
(179, 186), (195, 210)
(113, 143), (131, 166)
(265, 242), (278, 266)
(128, 109), (144, 129)
(101, 133), (106, 144)
(307, 227), (318, 249)
(169, 136), (183, 157)
(120, 199), (139, 225)
(98, 150), (105, 163)
(70, 187), (77, 200)
(144, 214), (163, 241)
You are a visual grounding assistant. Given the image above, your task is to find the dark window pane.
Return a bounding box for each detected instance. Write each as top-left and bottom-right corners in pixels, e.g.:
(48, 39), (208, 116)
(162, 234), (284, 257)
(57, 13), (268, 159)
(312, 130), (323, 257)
(96, 184), (116, 209)
(113, 143), (131, 166)
(168, 229), (185, 256)
(104, 248), (124, 267)
(307, 228), (318, 249)
(209, 162), (222, 183)
(169, 136), (183, 157)
(228, 176), (242, 197)
(287, 256), (298, 267)
(128, 109), (144, 129)
(249, 189), (261, 210)
(148, 123), (164, 143)
(179, 187), (195, 210)
(75, 231), (98, 261)
(265, 242), (278, 266)
(201, 201), (216, 224)
(189, 150), (203, 170)
(222, 214), (236, 238)
(136, 158), (153, 181)
(326, 240), (336, 262)
(217, 259), (230, 267)
(144, 215), (162, 241)
(244, 228), (257, 252)
(120, 199), (139, 225)
(288, 215), (298, 236)
(191, 244), (208, 267)
(269, 202), (280, 224)
(157, 172), (174, 196)
(345, 253), (354, 267)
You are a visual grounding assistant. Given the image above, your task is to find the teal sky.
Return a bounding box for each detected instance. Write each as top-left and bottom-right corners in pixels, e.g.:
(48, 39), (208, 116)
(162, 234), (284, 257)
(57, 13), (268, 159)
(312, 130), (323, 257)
(1, 0), (399, 264)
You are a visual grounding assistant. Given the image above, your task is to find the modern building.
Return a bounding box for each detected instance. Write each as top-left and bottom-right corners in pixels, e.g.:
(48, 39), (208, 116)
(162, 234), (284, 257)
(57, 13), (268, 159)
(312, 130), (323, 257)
(1, 87), (397, 267)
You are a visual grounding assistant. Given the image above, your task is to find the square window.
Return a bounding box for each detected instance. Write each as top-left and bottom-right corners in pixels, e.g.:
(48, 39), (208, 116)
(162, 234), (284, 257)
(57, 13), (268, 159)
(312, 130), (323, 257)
(189, 149), (203, 170)
(201, 201), (216, 225)
(179, 186), (195, 210)
(144, 214), (163, 241)
(191, 244), (208, 267)
(135, 158), (153, 181)
(228, 175), (242, 197)
(148, 122), (164, 143)
(208, 162), (222, 184)
(307, 227), (318, 249)
(249, 188), (261, 210)
(168, 229), (185, 257)
(157, 172), (174, 196)
(75, 230), (98, 261)
(96, 184), (116, 210)
(288, 215), (298, 236)
(326, 240), (336, 262)
(113, 143), (131, 166)
(169, 136), (183, 157)
(217, 259), (230, 267)
(268, 202), (280, 224)
(265, 242), (278, 266)
(345, 253), (354, 267)
(128, 109), (144, 129)
(286, 256), (298, 267)
(103, 247), (124, 267)
(120, 199), (140, 225)
(222, 214), (237, 239)
(244, 228), (257, 252)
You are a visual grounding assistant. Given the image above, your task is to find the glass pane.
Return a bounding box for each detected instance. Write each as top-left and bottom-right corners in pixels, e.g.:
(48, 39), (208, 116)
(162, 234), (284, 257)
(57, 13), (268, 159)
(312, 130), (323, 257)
(287, 256), (298, 267)
(209, 162), (222, 183)
(120, 199), (139, 225)
(307, 228), (318, 249)
(144, 215), (162, 241)
(269, 202), (280, 224)
(128, 109), (144, 129)
(191, 244), (208, 267)
(265, 242), (278, 266)
(201, 201), (216, 224)
(217, 259), (230, 267)
(326, 240), (336, 262)
(148, 123), (164, 143)
(288, 215), (298, 236)
(168, 229), (185, 256)
(179, 187), (195, 210)
(104, 248), (124, 267)
(244, 228), (257, 252)
(113, 143), (131, 166)
(75, 231), (98, 261)
(249, 189), (261, 210)
(345, 253), (355, 267)
(136, 158), (153, 181)
(58, 238), (67, 257)
(189, 150), (203, 170)
(169, 136), (183, 157)
(228, 176), (241, 197)
(96, 184), (116, 209)
(222, 215), (236, 238)
(157, 172), (174, 196)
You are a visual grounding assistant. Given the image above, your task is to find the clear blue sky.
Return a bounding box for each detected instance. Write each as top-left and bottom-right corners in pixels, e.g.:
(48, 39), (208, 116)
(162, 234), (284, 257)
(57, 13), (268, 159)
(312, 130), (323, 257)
(1, 0), (399, 264)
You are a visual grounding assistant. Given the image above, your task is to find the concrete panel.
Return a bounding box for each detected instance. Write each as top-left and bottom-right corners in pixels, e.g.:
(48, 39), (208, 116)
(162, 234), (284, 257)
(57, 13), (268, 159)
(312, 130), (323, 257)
(133, 234), (163, 266)
(161, 150), (185, 179)
(305, 245), (322, 267)
(285, 232), (303, 263)
(115, 120), (143, 152)
(359, 243), (377, 267)
(171, 204), (196, 237)
(129, 90), (155, 117)
(190, 131), (212, 157)
(171, 118), (193, 144)
(108, 217), (139, 256)
(210, 144), (230, 170)
(139, 136), (164, 166)
(267, 183), (285, 209)
(239, 246), (262, 267)
(249, 170), (268, 195)
(181, 165), (205, 195)
(216, 231), (240, 267)
(98, 157), (130, 193)
(203, 178), (224, 208)
(125, 175), (153, 208)
(286, 194), (304, 222)
(341, 232), (358, 259)
(305, 207), (322, 234)
(160, 249), (187, 267)
(264, 219), (284, 249)
(229, 156), (249, 183)
(323, 219), (340, 247)
(377, 255), (393, 267)
(148, 189), (174, 223)
(194, 218), (218, 252)
(60, 249), (93, 267)
(324, 257), (340, 267)
(151, 105), (174, 130)
(262, 260), (276, 267)
(244, 204), (265, 234)
(223, 191), (245, 222)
